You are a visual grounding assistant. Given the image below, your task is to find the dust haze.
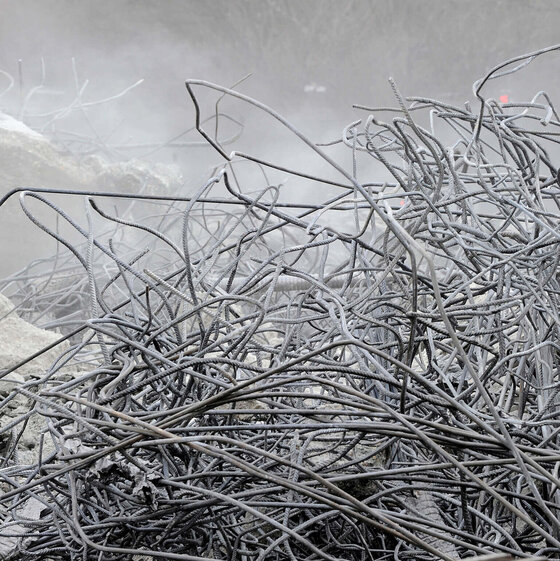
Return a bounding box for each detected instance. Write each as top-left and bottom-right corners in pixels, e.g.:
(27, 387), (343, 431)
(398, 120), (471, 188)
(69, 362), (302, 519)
(3, 0), (560, 138)
(0, 0), (560, 272)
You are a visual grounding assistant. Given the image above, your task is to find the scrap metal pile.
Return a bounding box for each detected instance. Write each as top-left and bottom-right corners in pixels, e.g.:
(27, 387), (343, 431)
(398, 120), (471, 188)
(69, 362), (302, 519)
(1, 47), (560, 560)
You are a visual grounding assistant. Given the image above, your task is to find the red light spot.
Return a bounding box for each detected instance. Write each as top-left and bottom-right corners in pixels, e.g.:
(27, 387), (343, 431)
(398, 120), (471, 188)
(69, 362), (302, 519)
(499, 94), (509, 104)
(400, 200), (405, 206)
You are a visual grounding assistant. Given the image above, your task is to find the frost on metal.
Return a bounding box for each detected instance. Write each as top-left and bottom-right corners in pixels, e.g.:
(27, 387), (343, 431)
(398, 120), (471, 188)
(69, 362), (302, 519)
(1, 46), (560, 560)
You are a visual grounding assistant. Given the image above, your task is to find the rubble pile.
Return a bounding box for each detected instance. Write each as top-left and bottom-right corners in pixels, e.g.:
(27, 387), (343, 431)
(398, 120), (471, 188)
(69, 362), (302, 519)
(1, 46), (560, 560)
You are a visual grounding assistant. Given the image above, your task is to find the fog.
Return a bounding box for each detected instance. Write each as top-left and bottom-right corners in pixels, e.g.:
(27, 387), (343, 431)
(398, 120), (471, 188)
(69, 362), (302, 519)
(1, 0), (560, 273)
(3, 0), (560, 138)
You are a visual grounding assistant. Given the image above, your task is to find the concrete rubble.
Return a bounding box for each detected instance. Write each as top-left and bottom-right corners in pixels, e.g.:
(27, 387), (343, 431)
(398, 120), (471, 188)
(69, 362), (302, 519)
(0, 113), (181, 560)
(0, 293), (67, 559)
(0, 112), (182, 276)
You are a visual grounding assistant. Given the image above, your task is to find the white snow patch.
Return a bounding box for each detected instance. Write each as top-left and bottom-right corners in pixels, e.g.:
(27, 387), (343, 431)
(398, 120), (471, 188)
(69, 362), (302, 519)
(0, 112), (45, 141)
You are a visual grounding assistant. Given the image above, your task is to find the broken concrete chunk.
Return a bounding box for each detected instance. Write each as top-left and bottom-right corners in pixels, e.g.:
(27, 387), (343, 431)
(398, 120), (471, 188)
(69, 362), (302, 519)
(0, 293), (17, 318)
(0, 372), (24, 396)
(0, 497), (44, 560)
(0, 294), (67, 376)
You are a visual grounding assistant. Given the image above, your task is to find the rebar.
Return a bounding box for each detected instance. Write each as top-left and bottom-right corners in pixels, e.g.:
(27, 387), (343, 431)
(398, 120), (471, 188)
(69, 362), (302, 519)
(2, 46), (560, 560)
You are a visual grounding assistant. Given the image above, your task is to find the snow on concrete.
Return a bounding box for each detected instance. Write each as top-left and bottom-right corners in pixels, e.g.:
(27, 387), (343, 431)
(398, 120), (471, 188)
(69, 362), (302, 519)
(0, 112), (45, 141)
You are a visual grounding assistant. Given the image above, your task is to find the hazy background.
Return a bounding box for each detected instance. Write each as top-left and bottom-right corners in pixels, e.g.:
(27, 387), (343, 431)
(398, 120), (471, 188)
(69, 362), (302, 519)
(2, 0), (560, 147)
(0, 0), (560, 274)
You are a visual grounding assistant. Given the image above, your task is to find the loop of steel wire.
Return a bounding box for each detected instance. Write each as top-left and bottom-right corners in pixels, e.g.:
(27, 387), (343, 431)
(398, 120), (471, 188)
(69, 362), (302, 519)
(1, 48), (560, 560)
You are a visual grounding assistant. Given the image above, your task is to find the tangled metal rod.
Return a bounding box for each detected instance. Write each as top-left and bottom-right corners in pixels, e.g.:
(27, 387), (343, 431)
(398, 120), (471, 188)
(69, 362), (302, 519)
(1, 46), (560, 560)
